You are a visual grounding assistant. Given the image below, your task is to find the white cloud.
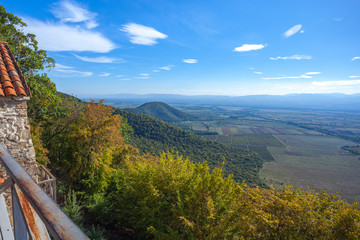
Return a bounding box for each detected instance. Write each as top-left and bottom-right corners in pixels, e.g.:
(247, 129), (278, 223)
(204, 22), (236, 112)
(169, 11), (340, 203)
(270, 55), (313, 60)
(74, 54), (119, 63)
(116, 75), (124, 78)
(349, 76), (360, 78)
(120, 23), (167, 45)
(55, 63), (73, 69)
(312, 80), (360, 87)
(159, 65), (174, 71)
(54, 68), (93, 77)
(249, 67), (255, 70)
(23, 18), (116, 52)
(254, 72), (263, 74)
(262, 74), (312, 80)
(152, 69), (160, 72)
(51, 0), (98, 29)
(352, 57), (360, 61)
(306, 72), (321, 75)
(284, 24), (302, 38)
(118, 78), (131, 81)
(99, 73), (110, 77)
(139, 73), (149, 76)
(183, 59), (198, 64)
(233, 44), (266, 52)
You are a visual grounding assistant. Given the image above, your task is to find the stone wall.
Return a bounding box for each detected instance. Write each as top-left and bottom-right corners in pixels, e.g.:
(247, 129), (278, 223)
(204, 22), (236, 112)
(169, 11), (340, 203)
(0, 99), (37, 180)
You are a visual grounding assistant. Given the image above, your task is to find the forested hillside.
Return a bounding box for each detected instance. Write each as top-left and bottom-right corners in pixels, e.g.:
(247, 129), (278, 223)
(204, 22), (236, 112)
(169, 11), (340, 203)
(115, 109), (264, 185)
(125, 101), (196, 122)
(2, 5), (360, 240)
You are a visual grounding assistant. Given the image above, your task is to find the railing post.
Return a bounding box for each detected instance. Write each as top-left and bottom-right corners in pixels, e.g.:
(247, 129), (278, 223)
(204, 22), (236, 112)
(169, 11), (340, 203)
(0, 144), (89, 240)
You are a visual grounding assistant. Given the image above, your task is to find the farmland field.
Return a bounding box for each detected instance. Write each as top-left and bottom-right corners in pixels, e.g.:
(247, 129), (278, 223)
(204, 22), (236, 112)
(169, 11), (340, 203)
(173, 106), (360, 203)
(260, 135), (360, 203)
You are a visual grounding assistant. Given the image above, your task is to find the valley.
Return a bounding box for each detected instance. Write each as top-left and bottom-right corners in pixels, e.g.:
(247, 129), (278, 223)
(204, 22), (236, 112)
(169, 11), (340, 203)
(118, 101), (360, 203)
(175, 106), (360, 203)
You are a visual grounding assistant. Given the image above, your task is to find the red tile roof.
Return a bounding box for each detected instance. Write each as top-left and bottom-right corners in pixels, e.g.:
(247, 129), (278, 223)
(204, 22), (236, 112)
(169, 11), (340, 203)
(0, 41), (30, 98)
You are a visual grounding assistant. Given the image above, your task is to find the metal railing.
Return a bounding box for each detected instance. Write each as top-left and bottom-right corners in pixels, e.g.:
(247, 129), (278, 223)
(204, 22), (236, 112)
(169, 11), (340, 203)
(0, 144), (88, 240)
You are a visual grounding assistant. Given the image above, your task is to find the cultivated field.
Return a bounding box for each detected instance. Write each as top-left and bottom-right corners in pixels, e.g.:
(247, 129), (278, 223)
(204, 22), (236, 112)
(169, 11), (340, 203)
(261, 135), (360, 203)
(174, 106), (360, 203)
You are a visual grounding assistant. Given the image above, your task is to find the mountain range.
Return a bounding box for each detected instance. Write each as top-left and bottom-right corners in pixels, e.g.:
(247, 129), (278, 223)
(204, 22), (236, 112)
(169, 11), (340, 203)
(81, 93), (360, 111)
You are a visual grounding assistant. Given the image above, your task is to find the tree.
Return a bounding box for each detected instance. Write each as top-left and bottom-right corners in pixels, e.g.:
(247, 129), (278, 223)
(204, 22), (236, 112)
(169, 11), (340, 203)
(0, 5), (54, 75)
(50, 100), (134, 193)
(0, 5), (63, 121)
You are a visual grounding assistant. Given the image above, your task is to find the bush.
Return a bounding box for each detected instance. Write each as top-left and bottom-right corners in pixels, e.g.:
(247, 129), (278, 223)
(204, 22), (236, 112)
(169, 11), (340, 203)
(91, 152), (360, 239)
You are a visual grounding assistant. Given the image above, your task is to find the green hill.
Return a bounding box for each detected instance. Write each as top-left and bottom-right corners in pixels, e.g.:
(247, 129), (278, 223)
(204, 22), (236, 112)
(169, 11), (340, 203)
(125, 101), (196, 122)
(115, 109), (264, 185)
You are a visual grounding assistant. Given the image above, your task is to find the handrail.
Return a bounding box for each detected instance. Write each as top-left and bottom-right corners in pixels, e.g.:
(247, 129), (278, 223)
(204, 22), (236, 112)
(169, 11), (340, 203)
(0, 144), (89, 240)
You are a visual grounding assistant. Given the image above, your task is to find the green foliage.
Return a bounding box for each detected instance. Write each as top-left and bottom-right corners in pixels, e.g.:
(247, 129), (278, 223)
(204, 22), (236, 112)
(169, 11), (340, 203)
(27, 74), (64, 121)
(0, 5), (65, 166)
(94, 152), (360, 239)
(45, 100), (136, 194)
(0, 5), (54, 75)
(115, 109), (264, 185)
(62, 190), (83, 226)
(85, 225), (108, 240)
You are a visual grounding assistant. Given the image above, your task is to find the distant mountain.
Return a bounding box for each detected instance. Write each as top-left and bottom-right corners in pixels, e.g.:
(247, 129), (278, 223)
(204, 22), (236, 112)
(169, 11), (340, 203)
(115, 109), (264, 185)
(125, 102), (196, 122)
(81, 93), (360, 111)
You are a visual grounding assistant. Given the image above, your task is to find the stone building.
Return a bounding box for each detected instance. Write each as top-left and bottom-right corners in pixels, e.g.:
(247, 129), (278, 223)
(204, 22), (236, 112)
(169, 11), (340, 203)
(0, 41), (37, 181)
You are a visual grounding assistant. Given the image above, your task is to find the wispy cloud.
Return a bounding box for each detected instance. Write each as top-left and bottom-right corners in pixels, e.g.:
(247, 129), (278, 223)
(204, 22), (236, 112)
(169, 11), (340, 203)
(349, 76), (360, 78)
(352, 57), (360, 61)
(23, 17), (116, 52)
(152, 70), (160, 72)
(249, 67), (255, 70)
(306, 72), (321, 75)
(262, 74), (312, 80)
(120, 23), (167, 45)
(99, 73), (110, 77)
(74, 54), (120, 63)
(234, 44), (266, 52)
(54, 68), (93, 77)
(118, 78), (131, 81)
(116, 75), (124, 78)
(159, 65), (174, 71)
(183, 59), (198, 64)
(135, 73), (150, 79)
(333, 18), (343, 22)
(270, 55), (313, 60)
(55, 63), (73, 69)
(284, 24), (302, 38)
(312, 80), (360, 87)
(254, 72), (263, 74)
(50, 0), (98, 29)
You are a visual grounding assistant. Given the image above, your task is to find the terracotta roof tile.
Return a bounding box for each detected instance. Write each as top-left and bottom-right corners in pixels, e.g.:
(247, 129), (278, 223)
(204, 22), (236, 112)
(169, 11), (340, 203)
(0, 42), (30, 98)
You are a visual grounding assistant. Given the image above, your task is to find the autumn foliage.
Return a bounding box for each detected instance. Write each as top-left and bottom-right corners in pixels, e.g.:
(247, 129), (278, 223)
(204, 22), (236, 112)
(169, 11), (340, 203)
(87, 151), (360, 239)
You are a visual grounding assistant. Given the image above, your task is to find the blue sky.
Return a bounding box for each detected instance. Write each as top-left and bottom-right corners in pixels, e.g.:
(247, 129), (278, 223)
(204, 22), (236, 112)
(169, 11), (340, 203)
(4, 0), (360, 96)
